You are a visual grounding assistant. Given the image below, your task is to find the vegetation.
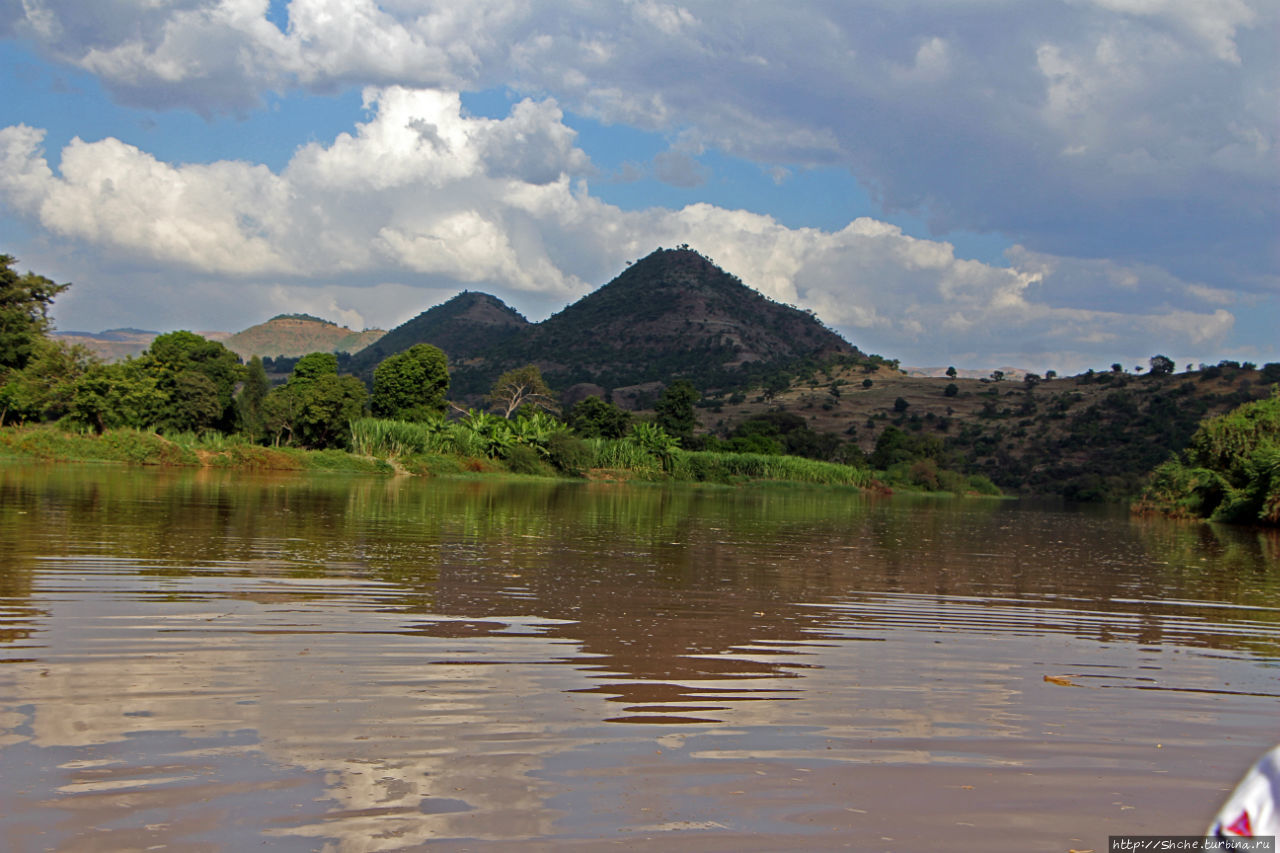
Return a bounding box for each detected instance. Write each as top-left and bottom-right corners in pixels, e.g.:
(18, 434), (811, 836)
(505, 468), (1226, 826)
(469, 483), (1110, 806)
(371, 343), (449, 421)
(262, 353), (368, 449)
(486, 364), (558, 418)
(1134, 389), (1280, 526)
(16, 251), (1273, 512)
(0, 254), (69, 373)
(566, 396), (632, 438)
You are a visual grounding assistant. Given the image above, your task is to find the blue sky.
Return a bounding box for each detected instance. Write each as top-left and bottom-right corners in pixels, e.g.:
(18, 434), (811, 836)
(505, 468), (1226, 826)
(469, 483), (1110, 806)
(0, 1), (1275, 373)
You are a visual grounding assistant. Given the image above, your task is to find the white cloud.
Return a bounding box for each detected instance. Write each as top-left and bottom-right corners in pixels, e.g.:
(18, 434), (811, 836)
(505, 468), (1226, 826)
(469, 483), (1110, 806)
(2, 83), (1252, 371)
(4, 0), (1272, 302)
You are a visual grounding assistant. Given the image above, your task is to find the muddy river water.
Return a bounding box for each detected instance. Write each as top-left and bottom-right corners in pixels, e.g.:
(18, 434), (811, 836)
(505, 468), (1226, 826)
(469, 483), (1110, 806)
(0, 465), (1277, 851)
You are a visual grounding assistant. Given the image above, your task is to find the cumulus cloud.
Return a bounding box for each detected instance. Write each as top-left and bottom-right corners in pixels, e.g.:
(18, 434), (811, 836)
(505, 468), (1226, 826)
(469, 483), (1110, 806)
(0, 85), (1246, 372)
(4, 0), (1272, 295)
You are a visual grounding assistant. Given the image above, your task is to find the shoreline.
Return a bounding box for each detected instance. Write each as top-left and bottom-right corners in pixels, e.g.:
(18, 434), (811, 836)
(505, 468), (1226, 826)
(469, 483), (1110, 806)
(0, 423), (1006, 497)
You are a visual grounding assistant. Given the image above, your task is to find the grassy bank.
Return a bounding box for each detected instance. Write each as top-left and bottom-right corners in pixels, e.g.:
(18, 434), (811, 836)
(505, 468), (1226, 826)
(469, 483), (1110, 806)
(0, 425), (394, 474)
(0, 421), (1001, 496)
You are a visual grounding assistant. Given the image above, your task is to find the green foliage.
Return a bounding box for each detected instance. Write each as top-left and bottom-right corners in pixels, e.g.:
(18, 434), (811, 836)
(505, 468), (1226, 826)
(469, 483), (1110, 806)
(567, 395), (631, 438)
(665, 449), (871, 487)
(371, 343), (449, 421)
(134, 331), (245, 433)
(546, 431), (593, 476)
(870, 426), (944, 470)
(655, 379), (699, 439)
(503, 443), (552, 476)
(1135, 389), (1280, 525)
(0, 255), (70, 374)
(0, 339), (98, 424)
(487, 364), (558, 418)
(628, 421), (681, 462)
(264, 352), (367, 449)
(944, 383), (959, 397)
(708, 410), (844, 461)
(69, 360), (166, 433)
(893, 396), (910, 412)
(236, 356), (269, 440)
(1149, 354), (1175, 376)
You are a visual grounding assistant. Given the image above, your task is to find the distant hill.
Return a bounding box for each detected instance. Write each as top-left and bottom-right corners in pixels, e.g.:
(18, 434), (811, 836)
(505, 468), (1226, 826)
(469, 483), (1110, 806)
(903, 366), (1030, 381)
(698, 359), (1279, 501)
(54, 328), (230, 361)
(223, 314), (385, 360)
(348, 292), (530, 381)
(357, 248), (865, 403)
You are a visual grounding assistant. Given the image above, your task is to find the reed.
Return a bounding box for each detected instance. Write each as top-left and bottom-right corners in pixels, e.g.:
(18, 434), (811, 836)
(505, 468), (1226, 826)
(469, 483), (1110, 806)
(667, 449), (872, 486)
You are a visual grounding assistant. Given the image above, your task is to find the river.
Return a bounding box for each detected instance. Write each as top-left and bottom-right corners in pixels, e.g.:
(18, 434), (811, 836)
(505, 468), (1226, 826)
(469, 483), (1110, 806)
(0, 465), (1277, 851)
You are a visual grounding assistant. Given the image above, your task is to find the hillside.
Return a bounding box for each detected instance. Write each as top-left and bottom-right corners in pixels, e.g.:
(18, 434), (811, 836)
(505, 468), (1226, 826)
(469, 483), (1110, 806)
(484, 247), (861, 396)
(362, 248), (865, 402)
(223, 314), (384, 360)
(347, 292), (530, 381)
(54, 328), (230, 361)
(695, 360), (1279, 500)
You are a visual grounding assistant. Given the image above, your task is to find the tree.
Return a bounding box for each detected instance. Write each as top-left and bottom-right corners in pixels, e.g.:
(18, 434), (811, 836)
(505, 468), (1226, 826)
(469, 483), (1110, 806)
(487, 364), (557, 418)
(68, 360), (166, 433)
(945, 366), (957, 379)
(567, 395), (631, 438)
(0, 255), (70, 374)
(137, 331), (244, 433)
(893, 396), (910, 412)
(991, 370), (1005, 382)
(372, 344), (449, 421)
(1045, 370), (1057, 380)
(655, 379), (699, 440)
(1149, 354), (1175, 376)
(0, 339), (98, 424)
(1111, 363), (1123, 373)
(263, 352), (367, 449)
(762, 372), (791, 402)
(944, 383), (959, 398)
(236, 356), (269, 440)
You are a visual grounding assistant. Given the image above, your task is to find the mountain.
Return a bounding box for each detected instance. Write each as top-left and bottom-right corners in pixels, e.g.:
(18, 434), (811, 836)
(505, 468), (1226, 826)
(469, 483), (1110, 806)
(360, 248), (864, 403)
(54, 328), (229, 361)
(347, 292), (531, 381)
(223, 314), (385, 360)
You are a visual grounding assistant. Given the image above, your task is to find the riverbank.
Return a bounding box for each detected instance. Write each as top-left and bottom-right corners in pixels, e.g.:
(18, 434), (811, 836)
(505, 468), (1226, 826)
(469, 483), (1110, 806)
(0, 423), (1003, 496)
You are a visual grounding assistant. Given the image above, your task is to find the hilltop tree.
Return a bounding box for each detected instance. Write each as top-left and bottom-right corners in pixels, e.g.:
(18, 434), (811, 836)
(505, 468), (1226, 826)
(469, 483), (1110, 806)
(372, 343), (449, 421)
(1, 254), (70, 374)
(946, 366), (957, 379)
(1149, 354), (1175, 376)
(487, 364), (557, 418)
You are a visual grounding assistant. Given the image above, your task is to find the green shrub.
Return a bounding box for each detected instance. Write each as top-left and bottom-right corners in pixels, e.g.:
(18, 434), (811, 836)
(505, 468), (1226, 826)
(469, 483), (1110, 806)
(547, 432), (593, 476)
(503, 443), (552, 476)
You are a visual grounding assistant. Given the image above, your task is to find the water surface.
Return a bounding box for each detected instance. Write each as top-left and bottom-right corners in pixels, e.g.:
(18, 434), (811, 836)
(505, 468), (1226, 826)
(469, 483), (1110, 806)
(0, 465), (1277, 851)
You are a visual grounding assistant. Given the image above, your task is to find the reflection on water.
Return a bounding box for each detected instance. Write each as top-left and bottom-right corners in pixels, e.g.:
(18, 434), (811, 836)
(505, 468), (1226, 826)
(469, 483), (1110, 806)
(0, 464), (1277, 851)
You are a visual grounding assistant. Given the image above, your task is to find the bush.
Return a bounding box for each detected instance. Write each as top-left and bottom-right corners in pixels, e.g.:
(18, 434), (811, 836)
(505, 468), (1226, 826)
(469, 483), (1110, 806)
(546, 431), (594, 476)
(503, 443), (552, 476)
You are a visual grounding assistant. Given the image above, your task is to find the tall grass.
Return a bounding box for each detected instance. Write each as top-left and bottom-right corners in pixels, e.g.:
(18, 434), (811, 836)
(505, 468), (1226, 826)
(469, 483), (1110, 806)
(585, 437), (664, 473)
(667, 449), (872, 487)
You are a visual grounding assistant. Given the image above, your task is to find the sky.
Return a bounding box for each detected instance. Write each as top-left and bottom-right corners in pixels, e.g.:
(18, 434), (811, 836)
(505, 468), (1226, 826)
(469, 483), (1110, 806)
(0, 1), (1276, 374)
